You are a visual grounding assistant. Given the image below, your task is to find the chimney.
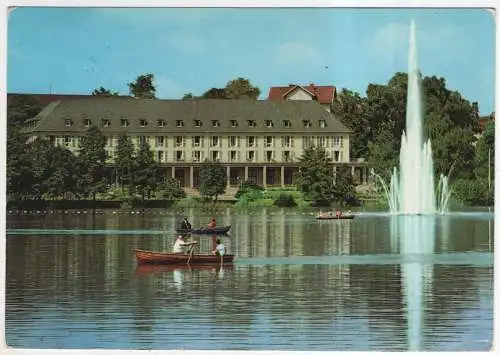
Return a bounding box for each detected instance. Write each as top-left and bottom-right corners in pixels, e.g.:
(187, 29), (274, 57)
(288, 83), (294, 87)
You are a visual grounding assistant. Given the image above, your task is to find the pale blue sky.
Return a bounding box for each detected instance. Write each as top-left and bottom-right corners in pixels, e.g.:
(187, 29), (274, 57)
(7, 7), (496, 114)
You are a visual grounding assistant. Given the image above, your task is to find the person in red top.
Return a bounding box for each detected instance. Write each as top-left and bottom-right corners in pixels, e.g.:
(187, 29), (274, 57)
(336, 209), (342, 218)
(207, 218), (217, 229)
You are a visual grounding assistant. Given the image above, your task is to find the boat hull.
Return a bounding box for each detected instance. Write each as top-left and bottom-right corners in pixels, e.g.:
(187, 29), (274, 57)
(315, 215), (355, 220)
(176, 225), (231, 235)
(134, 249), (234, 265)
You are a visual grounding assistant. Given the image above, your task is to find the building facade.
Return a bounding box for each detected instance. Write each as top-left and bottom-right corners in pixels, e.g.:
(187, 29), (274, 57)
(267, 83), (336, 112)
(22, 96), (370, 188)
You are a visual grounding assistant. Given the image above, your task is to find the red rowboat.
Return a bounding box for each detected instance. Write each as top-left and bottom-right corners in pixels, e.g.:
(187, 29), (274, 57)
(134, 249), (235, 265)
(135, 263), (234, 275)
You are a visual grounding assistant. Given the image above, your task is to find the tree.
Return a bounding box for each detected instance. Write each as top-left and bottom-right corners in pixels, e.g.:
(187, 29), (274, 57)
(7, 94), (42, 126)
(198, 159), (227, 203)
(201, 88), (227, 99)
(7, 128), (33, 199)
(334, 166), (358, 206)
(115, 134), (135, 193)
(474, 121), (494, 182)
(182, 92), (196, 100)
(77, 125), (107, 202)
(43, 146), (79, 199)
(223, 78), (261, 99)
(92, 86), (119, 96)
(133, 141), (160, 202)
(158, 177), (186, 201)
(295, 146), (336, 206)
(128, 73), (156, 99)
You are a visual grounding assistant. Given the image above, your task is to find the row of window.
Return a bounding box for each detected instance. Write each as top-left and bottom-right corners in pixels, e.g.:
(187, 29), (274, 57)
(63, 118), (331, 129)
(55, 135), (344, 149)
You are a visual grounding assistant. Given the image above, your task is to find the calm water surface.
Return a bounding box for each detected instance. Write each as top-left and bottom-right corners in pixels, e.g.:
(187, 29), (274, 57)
(5, 208), (494, 351)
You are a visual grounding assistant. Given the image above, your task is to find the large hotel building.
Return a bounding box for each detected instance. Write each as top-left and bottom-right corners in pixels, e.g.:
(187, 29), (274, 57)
(16, 84), (370, 191)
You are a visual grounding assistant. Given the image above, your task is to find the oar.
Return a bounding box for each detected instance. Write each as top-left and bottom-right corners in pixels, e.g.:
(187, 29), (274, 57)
(187, 243), (196, 264)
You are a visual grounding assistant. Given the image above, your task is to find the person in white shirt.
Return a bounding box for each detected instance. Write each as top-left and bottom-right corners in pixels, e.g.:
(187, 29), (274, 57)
(211, 238), (226, 256)
(173, 235), (197, 254)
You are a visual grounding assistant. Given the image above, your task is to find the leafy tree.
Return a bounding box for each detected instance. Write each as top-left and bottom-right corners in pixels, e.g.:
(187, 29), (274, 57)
(128, 73), (156, 99)
(7, 94), (42, 126)
(77, 125), (107, 202)
(201, 88), (227, 99)
(182, 92), (196, 100)
(157, 177), (186, 200)
(223, 78), (261, 99)
(474, 121), (494, 182)
(133, 141), (160, 202)
(7, 128), (33, 199)
(295, 146), (336, 206)
(235, 180), (264, 199)
(331, 89), (370, 158)
(367, 121), (399, 182)
(115, 134), (135, 193)
(334, 166), (358, 206)
(92, 86), (119, 96)
(29, 138), (54, 199)
(44, 146), (79, 199)
(198, 159), (227, 202)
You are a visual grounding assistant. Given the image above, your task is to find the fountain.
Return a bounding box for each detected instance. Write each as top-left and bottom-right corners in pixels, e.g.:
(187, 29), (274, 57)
(373, 21), (451, 214)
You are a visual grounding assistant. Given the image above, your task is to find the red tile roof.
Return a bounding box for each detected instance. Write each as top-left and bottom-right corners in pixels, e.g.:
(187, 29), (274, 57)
(268, 84), (336, 105)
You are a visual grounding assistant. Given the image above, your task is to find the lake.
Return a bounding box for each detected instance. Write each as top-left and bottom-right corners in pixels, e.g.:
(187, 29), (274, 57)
(5, 208), (494, 351)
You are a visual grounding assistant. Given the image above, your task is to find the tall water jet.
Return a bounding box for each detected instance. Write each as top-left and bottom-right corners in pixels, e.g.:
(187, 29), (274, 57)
(378, 21), (451, 214)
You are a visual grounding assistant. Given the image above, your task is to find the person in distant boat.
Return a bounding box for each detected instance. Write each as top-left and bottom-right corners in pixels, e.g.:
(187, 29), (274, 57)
(207, 217), (217, 229)
(180, 217), (191, 230)
(173, 234), (197, 254)
(211, 238), (226, 256)
(336, 209), (342, 218)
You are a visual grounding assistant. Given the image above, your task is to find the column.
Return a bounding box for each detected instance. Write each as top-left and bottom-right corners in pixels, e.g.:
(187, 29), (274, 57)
(263, 166), (267, 187)
(351, 165), (355, 177)
(226, 165), (231, 187)
(189, 166), (194, 188)
(171, 166), (175, 179)
(281, 166), (285, 187)
(244, 166), (249, 181)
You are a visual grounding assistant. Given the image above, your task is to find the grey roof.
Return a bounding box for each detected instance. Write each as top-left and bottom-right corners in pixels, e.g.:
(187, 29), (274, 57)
(26, 97), (351, 135)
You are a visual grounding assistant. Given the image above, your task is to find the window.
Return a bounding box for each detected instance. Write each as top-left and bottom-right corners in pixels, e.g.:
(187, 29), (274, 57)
(317, 136), (326, 147)
(334, 151), (340, 162)
(176, 120), (184, 127)
(211, 151), (221, 161)
(319, 120), (326, 128)
(211, 136), (219, 147)
(283, 151), (291, 162)
(138, 136), (147, 145)
(247, 120), (256, 128)
(212, 120), (220, 127)
(192, 151), (202, 162)
(246, 151), (255, 162)
(229, 151), (238, 162)
(140, 119), (148, 127)
(157, 119), (166, 127)
(121, 119), (129, 127)
(102, 119), (110, 128)
(157, 151), (164, 162)
(175, 136), (184, 147)
(265, 136), (273, 148)
(176, 151), (184, 161)
(230, 120), (238, 128)
(106, 137), (113, 147)
(49, 135), (55, 144)
(283, 120), (291, 127)
(303, 120), (312, 128)
(64, 136), (71, 147)
(303, 136), (314, 148)
(332, 136), (341, 146)
(265, 120), (273, 128)
(65, 119), (72, 127)
(83, 119), (91, 128)
(246, 136), (256, 147)
(282, 136), (293, 148)
(156, 136), (165, 147)
(192, 136), (202, 147)
(229, 136), (238, 147)
(266, 151), (274, 162)
(194, 120), (202, 127)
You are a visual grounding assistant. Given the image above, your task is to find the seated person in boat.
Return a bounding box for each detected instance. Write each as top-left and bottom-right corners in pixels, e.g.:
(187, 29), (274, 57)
(180, 217), (191, 230)
(211, 239), (226, 256)
(207, 218), (217, 229)
(336, 209), (342, 217)
(173, 235), (197, 254)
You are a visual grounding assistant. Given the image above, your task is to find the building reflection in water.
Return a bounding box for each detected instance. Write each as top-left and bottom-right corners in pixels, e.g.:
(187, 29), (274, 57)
(391, 214), (450, 351)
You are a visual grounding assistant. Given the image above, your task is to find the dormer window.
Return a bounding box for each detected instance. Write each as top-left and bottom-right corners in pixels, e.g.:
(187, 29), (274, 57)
(176, 120), (184, 127)
(231, 120), (238, 128)
(84, 119), (91, 128)
(283, 120), (291, 127)
(265, 120), (274, 128)
(212, 120), (220, 127)
(247, 120), (256, 128)
(194, 120), (202, 127)
(121, 119), (129, 128)
(303, 120), (312, 128)
(157, 119), (166, 127)
(139, 119), (148, 127)
(102, 119), (110, 128)
(65, 119), (73, 127)
(319, 120), (326, 128)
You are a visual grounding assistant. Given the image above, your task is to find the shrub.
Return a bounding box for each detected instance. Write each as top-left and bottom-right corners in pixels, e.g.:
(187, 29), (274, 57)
(273, 193), (297, 207)
(235, 180), (264, 199)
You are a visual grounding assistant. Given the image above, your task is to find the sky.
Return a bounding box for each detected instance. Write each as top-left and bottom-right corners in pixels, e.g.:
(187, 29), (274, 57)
(6, 7), (496, 114)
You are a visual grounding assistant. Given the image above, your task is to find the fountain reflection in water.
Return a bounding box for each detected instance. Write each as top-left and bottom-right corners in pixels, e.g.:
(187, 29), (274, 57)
(372, 21), (451, 214)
